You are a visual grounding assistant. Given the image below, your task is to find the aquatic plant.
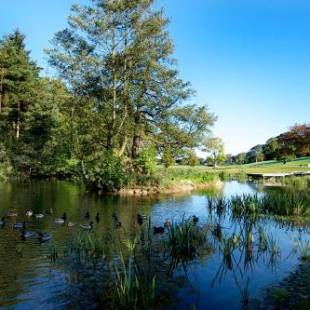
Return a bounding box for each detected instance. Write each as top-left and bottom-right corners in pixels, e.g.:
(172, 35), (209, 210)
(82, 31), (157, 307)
(229, 191), (310, 218)
(294, 239), (310, 261)
(266, 234), (281, 266)
(269, 288), (289, 307)
(222, 235), (238, 270)
(166, 218), (209, 271)
(112, 240), (156, 310)
(230, 194), (261, 218)
(207, 196), (228, 216)
(48, 244), (59, 263)
(261, 191), (309, 216)
(240, 278), (250, 308)
(257, 226), (268, 253)
(67, 232), (104, 264)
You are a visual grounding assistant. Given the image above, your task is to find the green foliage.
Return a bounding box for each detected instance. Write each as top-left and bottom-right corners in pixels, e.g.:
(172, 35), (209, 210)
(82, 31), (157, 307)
(232, 124), (309, 164)
(134, 145), (157, 176)
(166, 218), (209, 271)
(184, 150), (199, 166)
(269, 288), (289, 306)
(0, 1), (216, 190)
(231, 194), (261, 218)
(112, 240), (156, 310)
(230, 191), (310, 217)
(203, 137), (226, 167)
(85, 152), (129, 191)
(162, 146), (175, 168)
(68, 232), (104, 263)
(155, 165), (219, 187)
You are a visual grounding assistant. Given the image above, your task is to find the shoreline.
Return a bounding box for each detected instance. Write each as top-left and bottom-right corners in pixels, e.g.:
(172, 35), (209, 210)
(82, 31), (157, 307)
(111, 180), (224, 196)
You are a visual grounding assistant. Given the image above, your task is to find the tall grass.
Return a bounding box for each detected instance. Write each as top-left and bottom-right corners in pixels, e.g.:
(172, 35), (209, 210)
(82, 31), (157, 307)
(230, 194), (261, 218)
(112, 240), (156, 310)
(155, 165), (219, 187)
(230, 191), (310, 217)
(65, 231), (104, 264)
(166, 218), (209, 271)
(261, 191), (309, 216)
(207, 196), (228, 216)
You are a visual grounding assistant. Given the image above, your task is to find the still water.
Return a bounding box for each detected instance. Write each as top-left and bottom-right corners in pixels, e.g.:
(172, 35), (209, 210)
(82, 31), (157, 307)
(0, 181), (309, 309)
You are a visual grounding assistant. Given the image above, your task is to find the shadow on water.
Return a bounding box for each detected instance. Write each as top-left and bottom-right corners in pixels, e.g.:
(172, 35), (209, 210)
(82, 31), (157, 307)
(0, 180), (309, 309)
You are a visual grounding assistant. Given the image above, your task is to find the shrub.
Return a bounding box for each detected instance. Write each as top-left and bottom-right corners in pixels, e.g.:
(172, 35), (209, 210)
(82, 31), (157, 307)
(134, 145), (157, 176)
(162, 146), (175, 168)
(85, 151), (129, 191)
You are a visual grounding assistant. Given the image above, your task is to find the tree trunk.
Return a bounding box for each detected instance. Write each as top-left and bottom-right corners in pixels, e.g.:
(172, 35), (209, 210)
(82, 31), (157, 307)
(131, 110), (142, 159)
(132, 135), (141, 159)
(118, 136), (128, 157)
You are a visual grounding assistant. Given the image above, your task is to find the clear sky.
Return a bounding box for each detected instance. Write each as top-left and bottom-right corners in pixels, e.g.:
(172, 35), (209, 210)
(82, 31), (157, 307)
(1, 0), (309, 155)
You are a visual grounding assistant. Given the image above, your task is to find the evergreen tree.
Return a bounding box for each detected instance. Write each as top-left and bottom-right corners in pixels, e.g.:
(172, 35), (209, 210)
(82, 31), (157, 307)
(0, 30), (39, 141)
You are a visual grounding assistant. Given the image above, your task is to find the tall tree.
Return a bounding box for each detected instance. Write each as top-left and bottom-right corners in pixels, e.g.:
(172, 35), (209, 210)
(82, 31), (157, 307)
(0, 30), (39, 141)
(47, 0), (215, 162)
(203, 137), (225, 167)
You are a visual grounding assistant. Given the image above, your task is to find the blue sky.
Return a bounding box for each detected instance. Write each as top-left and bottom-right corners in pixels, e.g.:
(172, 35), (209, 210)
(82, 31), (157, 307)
(1, 0), (309, 154)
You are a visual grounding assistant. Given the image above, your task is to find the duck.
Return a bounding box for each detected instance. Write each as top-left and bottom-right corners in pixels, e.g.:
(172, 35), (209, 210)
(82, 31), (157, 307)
(26, 210), (33, 217)
(84, 211), (90, 219)
(7, 211), (18, 217)
(35, 213), (44, 219)
(54, 218), (65, 225)
(192, 215), (199, 224)
(137, 214), (146, 225)
(21, 230), (37, 240)
(38, 232), (52, 243)
(67, 221), (75, 227)
(0, 217), (5, 227)
(95, 212), (100, 223)
(13, 221), (26, 229)
(164, 219), (172, 228)
(80, 222), (93, 230)
(153, 226), (165, 235)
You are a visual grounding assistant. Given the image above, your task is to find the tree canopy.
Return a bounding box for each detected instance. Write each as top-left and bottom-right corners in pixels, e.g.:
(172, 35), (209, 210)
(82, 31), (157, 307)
(0, 0), (216, 189)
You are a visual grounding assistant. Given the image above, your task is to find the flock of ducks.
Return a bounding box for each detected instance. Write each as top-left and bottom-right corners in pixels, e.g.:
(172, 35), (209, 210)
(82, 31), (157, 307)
(0, 210), (102, 243)
(0, 209), (200, 241)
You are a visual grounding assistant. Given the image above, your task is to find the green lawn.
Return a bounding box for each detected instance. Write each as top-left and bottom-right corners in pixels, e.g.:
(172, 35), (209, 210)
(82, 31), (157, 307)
(155, 157), (310, 185)
(221, 157), (310, 173)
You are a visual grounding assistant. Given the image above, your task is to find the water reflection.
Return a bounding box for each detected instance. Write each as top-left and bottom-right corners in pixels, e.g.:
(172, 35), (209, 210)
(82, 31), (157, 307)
(0, 180), (309, 309)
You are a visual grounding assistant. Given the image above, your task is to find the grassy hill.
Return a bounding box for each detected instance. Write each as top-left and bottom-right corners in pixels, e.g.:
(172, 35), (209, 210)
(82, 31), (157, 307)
(222, 157), (310, 173)
(155, 157), (310, 187)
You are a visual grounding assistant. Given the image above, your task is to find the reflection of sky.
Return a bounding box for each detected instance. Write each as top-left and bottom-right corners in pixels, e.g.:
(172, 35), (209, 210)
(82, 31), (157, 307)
(0, 181), (309, 309)
(150, 181), (309, 309)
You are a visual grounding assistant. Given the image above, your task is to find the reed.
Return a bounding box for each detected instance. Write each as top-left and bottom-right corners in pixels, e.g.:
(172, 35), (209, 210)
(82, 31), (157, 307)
(166, 218), (208, 270)
(207, 196), (228, 216)
(67, 232), (104, 263)
(112, 240), (156, 310)
(261, 191), (309, 216)
(230, 194), (261, 218)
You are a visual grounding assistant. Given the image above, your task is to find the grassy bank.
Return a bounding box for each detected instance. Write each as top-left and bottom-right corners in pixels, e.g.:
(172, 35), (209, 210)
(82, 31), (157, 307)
(220, 157), (310, 174)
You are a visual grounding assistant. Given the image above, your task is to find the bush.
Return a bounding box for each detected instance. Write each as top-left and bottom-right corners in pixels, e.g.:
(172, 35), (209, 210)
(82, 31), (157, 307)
(162, 146), (175, 168)
(134, 145), (157, 176)
(85, 151), (129, 191)
(185, 151), (199, 166)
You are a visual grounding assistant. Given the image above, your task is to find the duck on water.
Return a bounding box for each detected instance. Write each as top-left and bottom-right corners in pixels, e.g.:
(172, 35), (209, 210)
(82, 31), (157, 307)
(80, 222), (93, 230)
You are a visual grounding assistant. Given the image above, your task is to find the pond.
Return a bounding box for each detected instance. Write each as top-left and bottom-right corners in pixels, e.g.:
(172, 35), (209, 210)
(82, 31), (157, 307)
(0, 180), (309, 309)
